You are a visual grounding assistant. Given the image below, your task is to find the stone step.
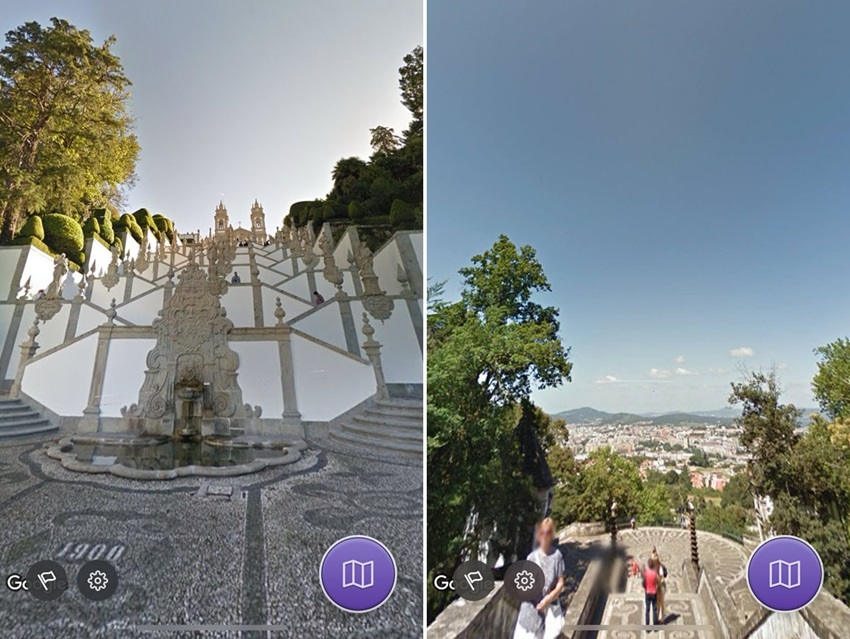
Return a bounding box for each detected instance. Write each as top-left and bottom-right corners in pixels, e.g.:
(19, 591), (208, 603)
(0, 416), (52, 430)
(330, 428), (421, 455)
(0, 420), (57, 439)
(343, 419), (421, 441)
(0, 409), (42, 424)
(373, 399), (422, 413)
(354, 413), (421, 428)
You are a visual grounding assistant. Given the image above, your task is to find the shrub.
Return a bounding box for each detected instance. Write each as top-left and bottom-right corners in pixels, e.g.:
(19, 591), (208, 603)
(92, 209), (115, 245)
(116, 213), (144, 244)
(390, 199), (416, 227)
(69, 250), (85, 269)
(153, 214), (175, 242)
(112, 236), (123, 256)
(82, 217), (101, 237)
(348, 201), (368, 220)
(17, 215), (45, 241)
(41, 213), (85, 257)
(321, 204), (336, 222)
(133, 208), (160, 241)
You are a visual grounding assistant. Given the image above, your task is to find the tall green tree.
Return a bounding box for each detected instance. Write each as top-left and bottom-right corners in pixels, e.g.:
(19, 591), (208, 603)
(0, 18), (139, 240)
(427, 236), (571, 621)
(369, 126), (400, 155)
(812, 337), (850, 420)
(398, 44), (422, 136)
(729, 371), (800, 498)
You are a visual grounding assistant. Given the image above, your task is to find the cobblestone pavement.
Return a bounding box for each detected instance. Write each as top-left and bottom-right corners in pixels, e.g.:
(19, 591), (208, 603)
(0, 433), (423, 638)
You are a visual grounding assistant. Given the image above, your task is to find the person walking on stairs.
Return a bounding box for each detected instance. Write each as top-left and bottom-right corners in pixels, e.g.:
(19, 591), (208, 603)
(513, 518), (565, 639)
(651, 547), (668, 623)
(642, 557), (660, 629)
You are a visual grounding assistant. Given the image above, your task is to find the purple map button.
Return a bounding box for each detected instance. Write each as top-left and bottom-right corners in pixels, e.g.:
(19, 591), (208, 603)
(319, 535), (397, 613)
(746, 535), (823, 612)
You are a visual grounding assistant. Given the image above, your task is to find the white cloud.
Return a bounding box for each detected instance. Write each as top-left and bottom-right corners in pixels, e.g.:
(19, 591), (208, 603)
(649, 368), (672, 379)
(728, 347), (755, 358)
(707, 367), (729, 375)
(594, 375), (619, 384)
(777, 362), (788, 370)
(676, 367), (699, 376)
(675, 355), (685, 364)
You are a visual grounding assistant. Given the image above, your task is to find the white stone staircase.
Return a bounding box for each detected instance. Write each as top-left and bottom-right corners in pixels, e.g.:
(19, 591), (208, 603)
(330, 398), (422, 456)
(0, 397), (57, 439)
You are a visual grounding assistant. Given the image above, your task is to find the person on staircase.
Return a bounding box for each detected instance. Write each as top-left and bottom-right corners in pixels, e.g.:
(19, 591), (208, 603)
(643, 557), (660, 628)
(231, 272), (241, 284)
(312, 290), (325, 306)
(651, 547), (668, 623)
(512, 517), (565, 639)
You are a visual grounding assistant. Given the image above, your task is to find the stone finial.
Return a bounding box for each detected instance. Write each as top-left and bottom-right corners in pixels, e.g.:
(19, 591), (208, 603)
(347, 249), (356, 268)
(274, 297), (286, 326)
(89, 260), (97, 279)
(75, 274), (88, 302)
(397, 263), (411, 294)
(361, 312), (377, 344)
(27, 317), (41, 342)
(106, 298), (117, 325)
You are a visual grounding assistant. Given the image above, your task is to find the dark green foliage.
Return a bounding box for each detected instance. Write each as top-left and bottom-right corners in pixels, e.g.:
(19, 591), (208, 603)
(390, 199), (416, 228)
(152, 214), (174, 242)
(347, 201), (366, 220)
(41, 213), (84, 257)
(111, 235), (122, 255)
(17, 215), (44, 240)
(82, 216), (100, 237)
(92, 209), (114, 245)
(133, 208), (159, 240)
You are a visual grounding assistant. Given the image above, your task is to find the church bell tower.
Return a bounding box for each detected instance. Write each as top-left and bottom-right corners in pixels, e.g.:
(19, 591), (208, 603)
(250, 199), (267, 242)
(214, 201), (229, 237)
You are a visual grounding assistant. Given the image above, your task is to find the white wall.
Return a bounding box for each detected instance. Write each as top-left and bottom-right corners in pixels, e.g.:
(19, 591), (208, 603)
(231, 342), (283, 416)
(290, 302), (348, 352)
(372, 239), (404, 295)
(100, 339), (155, 417)
(23, 332), (97, 416)
(0, 247), (23, 299)
(85, 237), (113, 278)
(220, 286), (255, 326)
(291, 334), (374, 422)
(349, 299), (422, 384)
(259, 286), (312, 325)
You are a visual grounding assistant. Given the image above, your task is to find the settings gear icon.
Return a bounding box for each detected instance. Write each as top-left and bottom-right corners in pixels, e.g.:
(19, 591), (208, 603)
(514, 569), (536, 592)
(87, 570), (109, 592)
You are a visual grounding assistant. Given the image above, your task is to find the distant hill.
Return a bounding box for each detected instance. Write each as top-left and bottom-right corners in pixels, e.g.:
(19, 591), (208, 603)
(553, 405), (819, 427)
(553, 407), (733, 426)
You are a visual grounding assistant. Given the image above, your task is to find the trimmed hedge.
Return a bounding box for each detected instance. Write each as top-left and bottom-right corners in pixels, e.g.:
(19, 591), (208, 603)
(83, 217), (101, 237)
(133, 208), (160, 240)
(115, 213), (144, 244)
(112, 236), (123, 256)
(42, 213), (85, 257)
(18, 215), (45, 241)
(152, 214), (175, 242)
(92, 209), (115, 245)
(390, 199), (416, 227)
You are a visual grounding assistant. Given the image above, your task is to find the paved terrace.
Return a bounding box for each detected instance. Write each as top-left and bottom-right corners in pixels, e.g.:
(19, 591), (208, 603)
(0, 431), (422, 638)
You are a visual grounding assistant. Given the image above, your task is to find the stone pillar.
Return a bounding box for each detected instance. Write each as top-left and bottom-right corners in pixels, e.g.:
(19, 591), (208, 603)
(688, 501), (700, 570)
(80, 300), (117, 433)
(347, 250), (364, 296)
(163, 269), (175, 305)
(361, 313), (389, 400)
(123, 262), (135, 303)
(64, 279), (86, 342)
(251, 263), (264, 328)
(274, 298), (301, 429)
(305, 268), (318, 303)
(0, 301), (26, 387)
(9, 318), (41, 399)
(338, 299), (361, 357)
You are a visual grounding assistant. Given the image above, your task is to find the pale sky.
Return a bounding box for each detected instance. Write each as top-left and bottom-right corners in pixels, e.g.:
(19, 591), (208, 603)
(1, 0), (422, 235)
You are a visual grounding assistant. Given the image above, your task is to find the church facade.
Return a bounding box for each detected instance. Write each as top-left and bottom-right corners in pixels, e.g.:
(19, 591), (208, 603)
(214, 199), (269, 243)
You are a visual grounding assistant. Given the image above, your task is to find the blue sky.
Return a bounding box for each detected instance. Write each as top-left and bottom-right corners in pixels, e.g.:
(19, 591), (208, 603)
(1, 0), (421, 235)
(428, 1), (850, 414)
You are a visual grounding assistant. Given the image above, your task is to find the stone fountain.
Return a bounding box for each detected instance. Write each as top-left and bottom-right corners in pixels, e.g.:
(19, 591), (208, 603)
(120, 258), (260, 438)
(48, 256), (305, 479)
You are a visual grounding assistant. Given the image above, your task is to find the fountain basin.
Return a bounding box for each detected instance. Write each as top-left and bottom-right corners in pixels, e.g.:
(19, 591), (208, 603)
(46, 433), (307, 480)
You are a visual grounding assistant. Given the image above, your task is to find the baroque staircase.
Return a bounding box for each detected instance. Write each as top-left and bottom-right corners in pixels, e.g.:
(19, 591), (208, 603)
(0, 397), (57, 439)
(330, 398), (422, 456)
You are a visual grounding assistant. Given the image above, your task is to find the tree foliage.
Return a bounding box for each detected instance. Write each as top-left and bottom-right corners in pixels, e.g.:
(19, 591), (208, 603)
(427, 237), (570, 621)
(0, 18), (139, 240)
(812, 337), (850, 420)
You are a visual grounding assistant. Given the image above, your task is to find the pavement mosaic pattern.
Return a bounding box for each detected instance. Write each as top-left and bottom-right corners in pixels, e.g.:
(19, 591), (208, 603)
(0, 432), (422, 638)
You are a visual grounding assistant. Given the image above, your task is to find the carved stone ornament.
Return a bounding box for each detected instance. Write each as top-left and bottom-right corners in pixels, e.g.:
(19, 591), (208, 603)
(362, 292), (394, 322)
(121, 260), (256, 434)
